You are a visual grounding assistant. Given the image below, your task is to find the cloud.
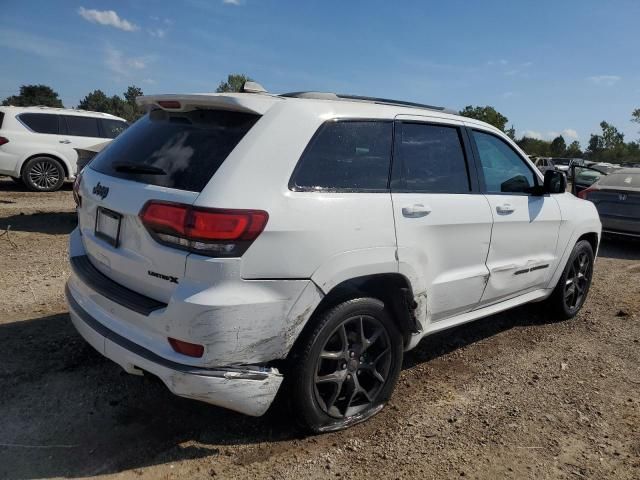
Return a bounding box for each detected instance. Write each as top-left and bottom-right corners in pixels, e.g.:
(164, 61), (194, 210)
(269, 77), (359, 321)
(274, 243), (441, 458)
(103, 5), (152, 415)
(522, 130), (543, 140)
(562, 129), (579, 139)
(223, 0), (242, 4)
(105, 47), (148, 76)
(587, 75), (621, 86)
(78, 7), (138, 31)
(148, 28), (167, 38)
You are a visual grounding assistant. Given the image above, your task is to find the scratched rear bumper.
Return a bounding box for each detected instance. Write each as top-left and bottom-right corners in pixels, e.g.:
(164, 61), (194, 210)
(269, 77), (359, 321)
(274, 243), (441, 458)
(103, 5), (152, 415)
(66, 284), (283, 416)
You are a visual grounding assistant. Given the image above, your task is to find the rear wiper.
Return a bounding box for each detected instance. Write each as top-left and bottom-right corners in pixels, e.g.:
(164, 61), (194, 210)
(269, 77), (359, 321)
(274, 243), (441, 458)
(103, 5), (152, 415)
(113, 162), (166, 175)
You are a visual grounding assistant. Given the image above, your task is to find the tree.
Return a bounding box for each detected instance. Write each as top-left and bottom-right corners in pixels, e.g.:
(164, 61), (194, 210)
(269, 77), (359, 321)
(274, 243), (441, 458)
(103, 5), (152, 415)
(216, 74), (253, 93)
(565, 141), (583, 158)
(550, 135), (567, 156)
(516, 136), (552, 157)
(459, 105), (509, 131)
(78, 90), (112, 113)
(77, 85), (144, 122)
(586, 121), (639, 164)
(632, 108), (640, 137)
(2, 84), (63, 107)
(505, 125), (516, 140)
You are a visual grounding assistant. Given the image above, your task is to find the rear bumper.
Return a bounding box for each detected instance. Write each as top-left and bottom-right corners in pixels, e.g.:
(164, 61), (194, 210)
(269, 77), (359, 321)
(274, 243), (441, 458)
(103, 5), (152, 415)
(66, 284), (283, 416)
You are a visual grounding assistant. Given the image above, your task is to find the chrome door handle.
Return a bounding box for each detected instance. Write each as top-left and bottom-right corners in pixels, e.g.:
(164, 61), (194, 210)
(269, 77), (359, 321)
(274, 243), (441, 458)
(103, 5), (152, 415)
(402, 204), (431, 218)
(59, 139), (71, 144)
(496, 204), (515, 214)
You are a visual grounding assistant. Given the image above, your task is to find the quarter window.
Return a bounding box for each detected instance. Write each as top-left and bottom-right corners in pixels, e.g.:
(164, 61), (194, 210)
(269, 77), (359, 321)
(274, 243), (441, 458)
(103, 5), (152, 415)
(394, 122), (470, 193)
(100, 119), (128, 139)
(19, 113), (59, 134)
(291, 121), (393, 191)
(472, 130), (536, 193)
(64, 116), (100, 138)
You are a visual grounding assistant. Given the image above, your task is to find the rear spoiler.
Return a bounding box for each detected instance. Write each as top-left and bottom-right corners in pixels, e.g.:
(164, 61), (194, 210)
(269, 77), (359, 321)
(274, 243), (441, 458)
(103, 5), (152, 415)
(136, 93), (280, 115)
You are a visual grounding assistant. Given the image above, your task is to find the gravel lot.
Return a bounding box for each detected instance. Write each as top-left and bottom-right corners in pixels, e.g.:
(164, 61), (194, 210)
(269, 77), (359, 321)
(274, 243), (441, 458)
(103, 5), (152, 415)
(1, 176), (639, 480)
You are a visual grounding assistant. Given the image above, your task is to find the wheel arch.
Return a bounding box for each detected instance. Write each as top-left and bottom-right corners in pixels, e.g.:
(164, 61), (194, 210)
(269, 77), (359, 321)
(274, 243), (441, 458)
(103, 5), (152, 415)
(21, 152), (71, 179)
(289, 273), (421, 359)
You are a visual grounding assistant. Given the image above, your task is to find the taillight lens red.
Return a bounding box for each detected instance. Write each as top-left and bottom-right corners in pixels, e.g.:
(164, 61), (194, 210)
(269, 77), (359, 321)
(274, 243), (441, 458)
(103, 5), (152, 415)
(0, 136), (8, 146)
(73, 172), (83, 207)
(578, 185), (598, 200)
(139, 201), (268, 257)
(168, 338), (204, 358)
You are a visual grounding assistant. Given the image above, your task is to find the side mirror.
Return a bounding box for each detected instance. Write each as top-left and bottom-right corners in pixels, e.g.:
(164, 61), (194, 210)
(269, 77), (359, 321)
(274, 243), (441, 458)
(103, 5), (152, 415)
(544, 170), (567, 194)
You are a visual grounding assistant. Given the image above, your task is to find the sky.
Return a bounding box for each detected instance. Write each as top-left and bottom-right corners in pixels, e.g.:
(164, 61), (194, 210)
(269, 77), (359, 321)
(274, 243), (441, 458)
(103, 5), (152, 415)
(2, 0), (639, 146)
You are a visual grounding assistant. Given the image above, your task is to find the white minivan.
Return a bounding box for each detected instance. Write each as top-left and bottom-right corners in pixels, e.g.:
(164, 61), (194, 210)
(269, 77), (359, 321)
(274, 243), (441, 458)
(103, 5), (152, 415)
(67, 86), (601, 432)
(0, 106), (127, 191)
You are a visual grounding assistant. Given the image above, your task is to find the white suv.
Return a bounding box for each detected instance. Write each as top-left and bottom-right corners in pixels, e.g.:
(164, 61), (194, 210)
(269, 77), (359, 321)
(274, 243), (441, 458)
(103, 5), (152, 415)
(66, 87), (601, 432)
(0, 106), (127, 191)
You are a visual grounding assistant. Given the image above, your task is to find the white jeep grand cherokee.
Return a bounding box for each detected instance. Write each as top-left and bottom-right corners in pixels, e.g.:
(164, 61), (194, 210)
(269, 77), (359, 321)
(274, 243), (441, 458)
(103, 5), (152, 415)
(66, 86), (601, 432)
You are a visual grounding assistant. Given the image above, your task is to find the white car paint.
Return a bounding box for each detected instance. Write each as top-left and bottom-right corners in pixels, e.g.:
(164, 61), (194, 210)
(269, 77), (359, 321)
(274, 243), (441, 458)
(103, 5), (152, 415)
(0, 105), (126, 180)
(66, 91), (601, 417)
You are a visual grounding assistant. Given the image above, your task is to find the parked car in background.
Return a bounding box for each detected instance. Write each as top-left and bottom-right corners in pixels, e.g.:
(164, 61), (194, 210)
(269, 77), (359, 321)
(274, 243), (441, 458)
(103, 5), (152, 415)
(0, 106), (127, 191)
(579, 168), (639, 238)
(75, 141), (110, 173)
(553, 158), (585, 179)
(67, 85), (601, 432)
(533, 157), (555, 174)
(573, 163), (618, 195)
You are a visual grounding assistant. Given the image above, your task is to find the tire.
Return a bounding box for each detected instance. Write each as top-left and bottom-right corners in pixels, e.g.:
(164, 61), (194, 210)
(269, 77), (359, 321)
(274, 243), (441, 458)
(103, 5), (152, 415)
(21, 157), (65, 192)
(545, 240), (594, 319)
(289, 297), (403, 433)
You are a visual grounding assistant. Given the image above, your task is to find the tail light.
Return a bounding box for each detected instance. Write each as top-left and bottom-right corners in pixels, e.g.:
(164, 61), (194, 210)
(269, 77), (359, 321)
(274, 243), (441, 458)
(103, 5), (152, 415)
(139, 200), (268, 257)
(168, 338), (204, 357)
(0, 136), (8, 146)
(73, 171), (83, 207)
(578, 184), (598, 200)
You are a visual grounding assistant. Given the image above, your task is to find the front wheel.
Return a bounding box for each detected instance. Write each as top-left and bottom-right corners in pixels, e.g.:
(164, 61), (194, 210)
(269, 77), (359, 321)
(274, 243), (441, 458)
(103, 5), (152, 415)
(545, 240), (594, 319)
(22, 157), (65, 192)
(289, 297), (403, 433)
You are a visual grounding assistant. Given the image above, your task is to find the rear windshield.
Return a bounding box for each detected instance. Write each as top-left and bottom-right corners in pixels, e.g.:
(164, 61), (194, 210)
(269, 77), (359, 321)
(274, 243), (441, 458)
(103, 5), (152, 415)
(598, 172), (639, 188)
(90, 108), (260, 192)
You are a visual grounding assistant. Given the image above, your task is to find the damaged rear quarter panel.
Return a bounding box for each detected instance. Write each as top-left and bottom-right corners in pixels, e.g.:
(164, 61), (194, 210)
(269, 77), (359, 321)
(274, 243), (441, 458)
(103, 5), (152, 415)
(162, 278), (324, 366)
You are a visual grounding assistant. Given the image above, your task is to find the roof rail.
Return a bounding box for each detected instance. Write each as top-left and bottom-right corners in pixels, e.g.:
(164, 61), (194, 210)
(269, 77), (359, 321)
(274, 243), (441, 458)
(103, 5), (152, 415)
(280, 91), (457, 114)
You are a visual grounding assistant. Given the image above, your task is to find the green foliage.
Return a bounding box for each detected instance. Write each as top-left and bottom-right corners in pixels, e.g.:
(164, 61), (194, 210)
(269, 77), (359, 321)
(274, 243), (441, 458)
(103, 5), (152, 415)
(565, 141), (583, 158)
(77, 85), (144, 122)
(549, 135), (567, 156)
(216, 74), (253, 93)
(2, 84), (63, 107)
(516, 136), (552, 157)
(586, 121), (639, 164)
(460, 105), (509, 131)
(632, 108), (640, 137)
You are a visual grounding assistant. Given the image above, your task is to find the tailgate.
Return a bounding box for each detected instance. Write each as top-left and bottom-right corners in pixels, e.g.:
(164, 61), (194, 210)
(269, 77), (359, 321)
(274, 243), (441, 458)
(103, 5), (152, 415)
(76, 167), (197, 303)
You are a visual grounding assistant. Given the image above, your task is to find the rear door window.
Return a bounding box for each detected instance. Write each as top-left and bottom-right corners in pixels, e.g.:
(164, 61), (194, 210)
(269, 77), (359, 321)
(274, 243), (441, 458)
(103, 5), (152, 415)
(19, 113), (59, 134)
(90, 108), (260, 192)
(393, 122), (470, 193)
(290, 120), (393, 191)
(100, 119), (128, 139)
(64, 116), (100, 138)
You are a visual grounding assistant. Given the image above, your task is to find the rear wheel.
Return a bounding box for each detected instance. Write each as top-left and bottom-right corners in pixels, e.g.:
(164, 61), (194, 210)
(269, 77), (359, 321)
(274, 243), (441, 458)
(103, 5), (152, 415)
(21, 157), (65, 192)
(545, 240), (594, 319)
(289, 297), (403, 433)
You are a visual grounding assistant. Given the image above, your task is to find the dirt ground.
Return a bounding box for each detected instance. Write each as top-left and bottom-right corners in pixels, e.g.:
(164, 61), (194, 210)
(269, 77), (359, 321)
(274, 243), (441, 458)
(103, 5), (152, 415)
(0, 176), (639, 480)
